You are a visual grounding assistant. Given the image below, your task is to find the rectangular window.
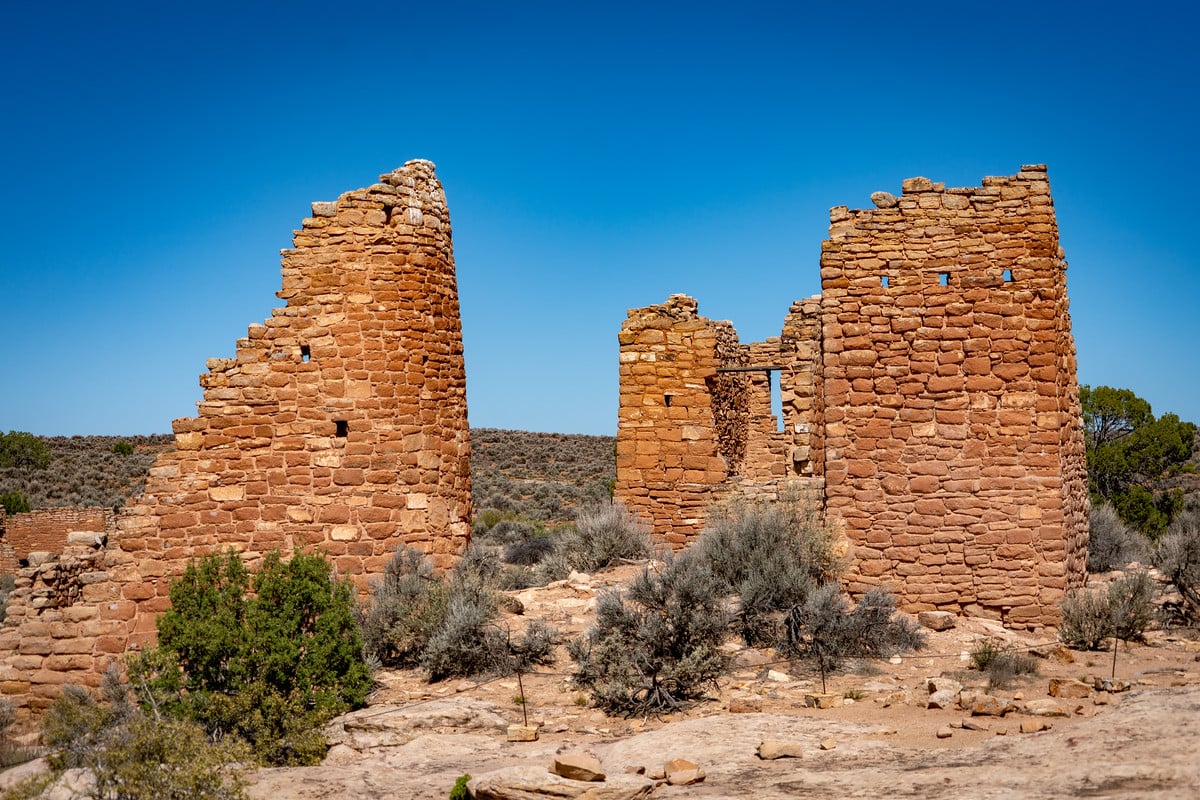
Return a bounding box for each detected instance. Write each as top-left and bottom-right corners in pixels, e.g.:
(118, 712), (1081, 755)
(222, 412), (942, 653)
(939, 273), (950, 286)
(335, 420), (348, 438)
(300, 344), (311, 362)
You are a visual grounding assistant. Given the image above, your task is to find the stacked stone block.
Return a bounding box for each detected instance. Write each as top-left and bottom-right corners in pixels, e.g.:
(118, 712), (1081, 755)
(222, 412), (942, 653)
(0, 160), (473, 715)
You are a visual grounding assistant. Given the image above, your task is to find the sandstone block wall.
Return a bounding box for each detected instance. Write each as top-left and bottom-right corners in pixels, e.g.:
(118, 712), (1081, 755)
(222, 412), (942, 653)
(1, 508), (114, 566)
(822, 166), (1087, 627)
(616, 295), (824, 545)
(0, 160), (473, 715)
(615, 166), (1088, 628)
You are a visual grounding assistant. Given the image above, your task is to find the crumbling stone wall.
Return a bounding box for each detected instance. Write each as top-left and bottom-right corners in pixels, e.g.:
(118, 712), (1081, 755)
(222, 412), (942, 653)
(1, 508), (114, 565)
(615, 295), (824, 544)
(0, 160), (472, 714)
(616, 166), (1088, 628)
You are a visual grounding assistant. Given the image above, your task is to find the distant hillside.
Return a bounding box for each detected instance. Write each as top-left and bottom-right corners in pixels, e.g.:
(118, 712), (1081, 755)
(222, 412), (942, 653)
(0, 435), (173, 509)
(0, 430), (615, 523)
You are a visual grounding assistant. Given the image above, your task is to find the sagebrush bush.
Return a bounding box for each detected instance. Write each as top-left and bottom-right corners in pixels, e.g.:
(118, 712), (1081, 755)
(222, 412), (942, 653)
(968, 638), (1038, 690)
(0, 491), (29, 515)
(1088, 503), (1148, 573)
(1059, 571), (1158, 651)
(568, 552), (729, 716)
(698, 495), (840, 646)
(783, 584), (925, 693)
(1156, 511), (1200, 620)
(135, 549), (370, 766)
(539, 503), (650, 580)
(41, 682), (250, 800)
(362, 545), (556, 682)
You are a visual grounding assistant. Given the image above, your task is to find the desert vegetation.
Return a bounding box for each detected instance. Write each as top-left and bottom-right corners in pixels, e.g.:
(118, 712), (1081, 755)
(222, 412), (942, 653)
(0, 434), (172, 510)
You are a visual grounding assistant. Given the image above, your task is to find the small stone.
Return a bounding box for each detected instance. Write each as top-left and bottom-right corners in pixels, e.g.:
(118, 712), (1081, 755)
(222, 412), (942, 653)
(819, 737), (837, 750)
(917, 611), (956, 631)
(311, 201), (337, 217)
(766, 669), (792, 683)
(882, 690), (912, 708)
(1020, 719), (1052, 734)
(757, 740), (804, 760)
(551, 753), (605, 782)
(870, 191), (898, 209)
(1024, 699), (1068, 717)
(962, 718), (990, 732)
(1048, 678), (1091, 699)
(935, 726), (953, 739)
(804, 693), (840, 709)
(728, 694), (762, 713)
(927, 690), (957, 710)
(1093, 691), (1110, 706)
(926, 677), (963, 695)
(902, 176), (934, 193)
(665, 759), (705, 786)
(506, 724), (539, 742)
(967, 694), (1010, 717)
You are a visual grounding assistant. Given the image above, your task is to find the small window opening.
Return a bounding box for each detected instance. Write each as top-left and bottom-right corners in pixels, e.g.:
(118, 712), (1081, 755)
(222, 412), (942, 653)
(939, 273), (950, 286)
(1003, 268), (1013, 283)
(383, 205), (395, 224)
(880, 276), (890, 288)
(300, 344), (311, 362)
(334, 420), (348, 438)
(664, 394), (673, 407)
(769, 370), (784, 433)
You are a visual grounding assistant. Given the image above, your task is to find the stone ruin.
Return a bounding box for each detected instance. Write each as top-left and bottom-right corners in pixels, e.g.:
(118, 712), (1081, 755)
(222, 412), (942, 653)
(616, 166), (1089, 628)
(0, 160), (472, 717)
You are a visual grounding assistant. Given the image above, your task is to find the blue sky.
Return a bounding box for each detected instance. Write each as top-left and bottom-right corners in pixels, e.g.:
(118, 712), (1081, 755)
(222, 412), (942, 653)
(2, 1), (1197, 436)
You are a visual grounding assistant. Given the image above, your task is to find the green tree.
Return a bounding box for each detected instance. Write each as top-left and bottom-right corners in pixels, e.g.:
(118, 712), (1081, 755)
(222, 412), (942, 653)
(1081, 385), (1196, 536)
(134, 549), (371, 765)
(0, 431), (50, 470)
(0, 491), (30, 515)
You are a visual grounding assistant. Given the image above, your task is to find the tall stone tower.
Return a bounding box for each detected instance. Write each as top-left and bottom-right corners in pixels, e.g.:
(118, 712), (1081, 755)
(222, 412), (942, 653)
(0, 161), (474, 715)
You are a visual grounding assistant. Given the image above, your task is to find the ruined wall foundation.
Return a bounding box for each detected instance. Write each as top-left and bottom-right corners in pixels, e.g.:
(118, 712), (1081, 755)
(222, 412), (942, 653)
(0, 160), (472, 716)
(616, 165), (1089, 628)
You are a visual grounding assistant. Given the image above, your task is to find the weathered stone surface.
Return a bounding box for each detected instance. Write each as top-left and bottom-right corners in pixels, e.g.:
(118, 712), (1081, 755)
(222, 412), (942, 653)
(935, 726), (953, 739)
(927, 690), (958, 710)
(325, 698), (509, 751)
(470, 766), (654, 800)
(728, 693), (762, 713)
(918, 611), (956, 631)
(552, 753), (605, 782)
(964, 693), (1012, 717)
(665, 758), (705, 785)
(927, 677), (962, 695)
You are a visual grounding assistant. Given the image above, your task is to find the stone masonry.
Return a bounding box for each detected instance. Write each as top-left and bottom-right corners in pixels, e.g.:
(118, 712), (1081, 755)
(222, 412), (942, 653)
(0, 160), (472, 716)
(616, 166), (1088, 627)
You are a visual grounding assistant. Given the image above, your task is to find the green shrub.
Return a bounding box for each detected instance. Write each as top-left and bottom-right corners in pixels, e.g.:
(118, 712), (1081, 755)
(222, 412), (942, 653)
(41, 682), (250, 800)
(449, 774), (472, 800)
(698, 495), (840, 646)
(1155, 511), (1200, 620)
(111, 440), (135, 456)
(783, 584), (925, 693)
(0, 491), (30, 515)
(135, 549), (370, 765)
(0, 432), (50, 470)
(1088, 503), (1148, 573)
(568, 552), (729, 716)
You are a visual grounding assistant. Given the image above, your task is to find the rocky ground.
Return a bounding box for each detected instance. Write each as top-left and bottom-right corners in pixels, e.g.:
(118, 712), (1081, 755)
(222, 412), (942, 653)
(247, 564), (1200, 800)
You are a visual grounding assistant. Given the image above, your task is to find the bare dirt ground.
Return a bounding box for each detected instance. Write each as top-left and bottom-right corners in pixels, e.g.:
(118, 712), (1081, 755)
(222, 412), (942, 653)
(248, 564), (1200, 799)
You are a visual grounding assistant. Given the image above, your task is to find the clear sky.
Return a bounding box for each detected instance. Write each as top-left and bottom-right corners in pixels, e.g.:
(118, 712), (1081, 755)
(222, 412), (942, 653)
(2, 1), (1196, 436)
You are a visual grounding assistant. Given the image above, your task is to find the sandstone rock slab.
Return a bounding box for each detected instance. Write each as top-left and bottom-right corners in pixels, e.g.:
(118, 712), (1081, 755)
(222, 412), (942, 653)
(470, 766), (653, 799)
